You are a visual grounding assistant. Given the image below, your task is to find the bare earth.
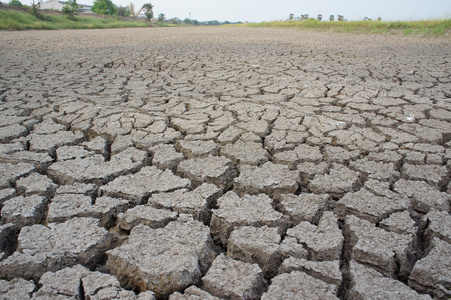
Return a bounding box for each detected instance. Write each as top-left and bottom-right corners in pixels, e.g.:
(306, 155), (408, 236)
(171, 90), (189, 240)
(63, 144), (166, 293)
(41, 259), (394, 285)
(0, 27), (450, 299)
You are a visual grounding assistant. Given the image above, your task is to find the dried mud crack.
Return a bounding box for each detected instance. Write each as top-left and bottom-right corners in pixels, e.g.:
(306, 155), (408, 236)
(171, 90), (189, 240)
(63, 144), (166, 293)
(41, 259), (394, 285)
(0, 27), (450, 299)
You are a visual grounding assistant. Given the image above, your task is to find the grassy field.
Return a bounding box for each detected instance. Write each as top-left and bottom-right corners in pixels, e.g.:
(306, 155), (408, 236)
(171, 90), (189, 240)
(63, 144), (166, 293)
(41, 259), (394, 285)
(234, 18), (451, 36)
(1, 7), (450, 35)
(0, 9), (173, 30)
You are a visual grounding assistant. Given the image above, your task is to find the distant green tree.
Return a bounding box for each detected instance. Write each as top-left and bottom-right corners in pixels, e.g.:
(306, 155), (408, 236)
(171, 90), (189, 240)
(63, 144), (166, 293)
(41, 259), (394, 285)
(288, 13), (294, 21)
(168, 17), (181, 24)
(91, 0), (117, 16)
(329, 14), (335, 21)
(117, 6), (130, 16)
(142, 3), (153, 21)
(301, 14), (309, 21)
(337, 15), (344, 21)
(317, 14), (322, 21)
(9, 0), (23, 7)
(62, 0), (80, 19)
(377, 17), (382, 21)
(157, 12), (165, 22)
(206, 20), (220, 25)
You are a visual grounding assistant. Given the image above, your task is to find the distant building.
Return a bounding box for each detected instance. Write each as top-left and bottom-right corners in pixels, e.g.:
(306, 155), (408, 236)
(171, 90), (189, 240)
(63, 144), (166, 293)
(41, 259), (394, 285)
(126, 2), (146, 18)
(40, 0), (93, 13)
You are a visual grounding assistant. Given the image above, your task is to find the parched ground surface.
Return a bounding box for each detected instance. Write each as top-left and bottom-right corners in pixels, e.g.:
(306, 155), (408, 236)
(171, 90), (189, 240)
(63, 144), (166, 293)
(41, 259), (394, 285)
(0, 27), (450, 299)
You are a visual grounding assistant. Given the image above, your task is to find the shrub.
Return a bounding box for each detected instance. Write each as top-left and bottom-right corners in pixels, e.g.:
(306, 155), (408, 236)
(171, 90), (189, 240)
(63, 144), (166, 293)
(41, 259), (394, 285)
(62, 0), (80, 19)
(29, 0), (49, 21)
(91, 0), (117, 16)
(117, 6), (130, 17)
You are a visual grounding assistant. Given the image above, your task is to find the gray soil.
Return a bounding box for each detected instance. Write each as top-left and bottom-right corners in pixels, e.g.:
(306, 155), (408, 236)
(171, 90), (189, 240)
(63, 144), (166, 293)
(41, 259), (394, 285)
(0, 27), (450, 299)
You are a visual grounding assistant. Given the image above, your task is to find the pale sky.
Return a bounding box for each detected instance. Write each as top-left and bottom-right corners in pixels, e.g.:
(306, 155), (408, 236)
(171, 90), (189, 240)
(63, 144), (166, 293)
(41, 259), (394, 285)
(32, 0), (451, 22)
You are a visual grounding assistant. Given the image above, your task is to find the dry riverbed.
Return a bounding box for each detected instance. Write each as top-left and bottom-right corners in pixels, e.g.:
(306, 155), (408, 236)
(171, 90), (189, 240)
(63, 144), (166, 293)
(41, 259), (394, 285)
(0, 27), (450, 299)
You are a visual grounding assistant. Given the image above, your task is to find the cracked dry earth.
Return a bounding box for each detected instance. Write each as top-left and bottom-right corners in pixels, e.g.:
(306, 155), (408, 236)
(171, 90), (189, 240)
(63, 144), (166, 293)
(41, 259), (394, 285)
(0, 27), (450, 299)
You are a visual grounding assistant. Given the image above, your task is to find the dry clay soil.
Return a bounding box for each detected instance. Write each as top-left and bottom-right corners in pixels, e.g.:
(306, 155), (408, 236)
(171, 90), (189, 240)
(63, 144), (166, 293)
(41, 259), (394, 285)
(0, 27), (451, 299)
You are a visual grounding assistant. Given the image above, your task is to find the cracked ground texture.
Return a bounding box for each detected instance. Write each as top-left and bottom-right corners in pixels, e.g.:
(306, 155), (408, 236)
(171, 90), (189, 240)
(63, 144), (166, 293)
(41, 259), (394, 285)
(0, 27), (450, 299)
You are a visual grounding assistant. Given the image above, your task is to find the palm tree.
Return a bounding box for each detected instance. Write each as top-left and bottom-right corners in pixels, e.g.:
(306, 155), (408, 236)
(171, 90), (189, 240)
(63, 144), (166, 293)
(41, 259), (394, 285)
(142, 3), (153, 21)
(289, 13), (294, 21)
(317, 14), (322, 21)
(329, 15), (335, 21)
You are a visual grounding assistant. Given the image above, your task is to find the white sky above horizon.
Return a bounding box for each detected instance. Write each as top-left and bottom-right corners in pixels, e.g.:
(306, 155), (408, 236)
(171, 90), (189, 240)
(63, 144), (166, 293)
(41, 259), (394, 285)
(24, 0), (451, 22)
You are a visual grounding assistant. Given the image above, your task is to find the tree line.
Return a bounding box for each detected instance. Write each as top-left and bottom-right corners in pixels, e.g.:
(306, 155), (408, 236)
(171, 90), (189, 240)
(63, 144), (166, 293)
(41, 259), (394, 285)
(289, 13), (345, 21)
(6, 0), (242, 24)
(288, 13), (382, 22)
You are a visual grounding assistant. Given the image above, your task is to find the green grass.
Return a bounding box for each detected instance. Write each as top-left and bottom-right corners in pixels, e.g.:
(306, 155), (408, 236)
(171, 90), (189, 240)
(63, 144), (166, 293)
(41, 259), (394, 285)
(2, 9), (449, 34)
(232, 18), (451, 36)
(0, 9), (174, 30)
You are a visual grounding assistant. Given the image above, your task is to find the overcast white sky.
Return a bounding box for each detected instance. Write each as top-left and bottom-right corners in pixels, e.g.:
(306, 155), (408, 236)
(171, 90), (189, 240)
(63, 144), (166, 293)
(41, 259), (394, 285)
(31, 0), (451, 22)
